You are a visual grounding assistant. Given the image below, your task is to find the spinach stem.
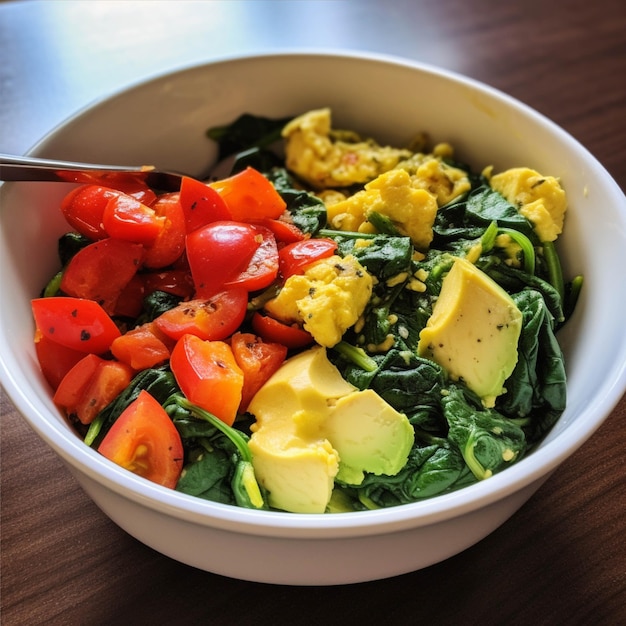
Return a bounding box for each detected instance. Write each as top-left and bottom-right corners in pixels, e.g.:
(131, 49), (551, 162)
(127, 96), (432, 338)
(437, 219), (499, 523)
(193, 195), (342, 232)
(168, 396), (253, 463)
(542, 241), (565, 304)
(497, 228), (536, 275)
(333, 341), (378, 372)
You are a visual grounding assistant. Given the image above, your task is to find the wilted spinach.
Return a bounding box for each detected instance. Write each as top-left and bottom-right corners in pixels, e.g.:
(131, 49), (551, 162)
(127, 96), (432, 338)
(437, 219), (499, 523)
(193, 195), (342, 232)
(164, 396), (266, 509)
(206, 113), (292, 162)
(85, 367), (265, 510)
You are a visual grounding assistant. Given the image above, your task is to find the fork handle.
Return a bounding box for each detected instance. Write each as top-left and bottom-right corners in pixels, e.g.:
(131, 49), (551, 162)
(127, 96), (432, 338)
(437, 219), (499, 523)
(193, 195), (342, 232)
(0, 153), (150, 182)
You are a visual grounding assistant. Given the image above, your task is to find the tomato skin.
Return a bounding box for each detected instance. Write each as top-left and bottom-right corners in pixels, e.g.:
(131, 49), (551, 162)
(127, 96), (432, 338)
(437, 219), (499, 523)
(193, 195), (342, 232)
(154, 289), (248, 342)
(34, 329), (86, 390)
(278, 238), (338, 279)
(170, 335), (244, 426)
(209, 167), (286, 222)
(251, 312), (314, 349)
(98, 390), (184, 488)
(143, 192), (187, 269)
(61, 185), (118, 240)
(256, 218), (306, 244)
(225, 225), (279, 293)
(179, 176), (231, 233)
(53, 354), (133, 425)
(230, 332), (287, 412)
(110, 322), (175, 371)
(32, 297), (121, 354)
(186, 221), (259, 298)
(102, 193), (165, 245)
(60, 238), (146, 315)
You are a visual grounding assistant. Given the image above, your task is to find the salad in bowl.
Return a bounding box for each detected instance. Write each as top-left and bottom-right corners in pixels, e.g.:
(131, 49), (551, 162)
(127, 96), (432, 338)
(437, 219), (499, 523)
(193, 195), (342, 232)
(31, 106), (581, 515)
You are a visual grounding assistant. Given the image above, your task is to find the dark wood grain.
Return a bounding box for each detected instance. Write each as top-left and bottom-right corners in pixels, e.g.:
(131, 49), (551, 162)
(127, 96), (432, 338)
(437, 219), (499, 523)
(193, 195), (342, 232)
(1, 0), (625, 623)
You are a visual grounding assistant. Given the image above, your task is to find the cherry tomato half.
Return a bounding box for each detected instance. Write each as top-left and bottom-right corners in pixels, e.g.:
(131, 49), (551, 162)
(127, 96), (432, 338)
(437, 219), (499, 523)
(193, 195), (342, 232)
(278, 238), (338, 279)
(225, 225), (279, 293)
(60, 238), (146, 315)
(98, 389), (184, 488)
(186, 221), (260, 298)
(60, 185), (119, 240)
(179, 176), (231, 233)
(251, 312), (314, 349)
(142, 192), (186, 269)
(154, 289), (248, 342)
(53, 353), (133, 425)
(32, 297), (121, 354)
(102, 193), (165, 245)
(256, 217), (306, 244)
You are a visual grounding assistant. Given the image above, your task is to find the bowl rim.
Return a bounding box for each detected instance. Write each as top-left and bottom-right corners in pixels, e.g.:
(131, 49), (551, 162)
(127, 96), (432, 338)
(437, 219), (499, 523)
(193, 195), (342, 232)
(2, 49), (626, 538)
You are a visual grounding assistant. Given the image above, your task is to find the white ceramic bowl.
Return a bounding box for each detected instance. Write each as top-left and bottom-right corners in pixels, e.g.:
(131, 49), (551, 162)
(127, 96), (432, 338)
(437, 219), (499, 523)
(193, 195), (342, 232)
(2, 52), (626, 585)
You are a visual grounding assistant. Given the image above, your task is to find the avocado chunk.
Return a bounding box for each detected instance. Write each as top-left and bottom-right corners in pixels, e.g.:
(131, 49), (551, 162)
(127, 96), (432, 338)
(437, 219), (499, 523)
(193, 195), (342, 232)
(324, 389), (415, 485)
(247, 346), (414, 513)
(417, 257), (523, 407)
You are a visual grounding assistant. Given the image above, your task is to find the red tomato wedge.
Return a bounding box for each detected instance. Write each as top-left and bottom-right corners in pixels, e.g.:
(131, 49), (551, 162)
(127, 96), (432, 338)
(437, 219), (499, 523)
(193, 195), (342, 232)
(142, 192), (186, 269)
(61, 185), (119, 240)
(153, 289), (248, 342)
(102, 193), (165, 245)
(225, 225), (279, 292)
(53, 354), (133, 425)
(209, 167), (286, 222)
(179, 176), (232, 233)
(170, 334), (244, 426)
(60, 238), (146, 315)
(110, 322), (175, 371)
(186, 221), (259, 298)
(278, 238), (338, 279)
(251, 312), (314, 349)
(98, 390), (184, 488)
(230, 332), (287, 412)
(34, 329), (86, 390)
(32, 297), (121, 354)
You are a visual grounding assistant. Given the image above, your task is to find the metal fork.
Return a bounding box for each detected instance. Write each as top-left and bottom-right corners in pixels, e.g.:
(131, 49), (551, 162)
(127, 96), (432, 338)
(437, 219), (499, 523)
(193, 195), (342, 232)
(0, 153), (200, 191)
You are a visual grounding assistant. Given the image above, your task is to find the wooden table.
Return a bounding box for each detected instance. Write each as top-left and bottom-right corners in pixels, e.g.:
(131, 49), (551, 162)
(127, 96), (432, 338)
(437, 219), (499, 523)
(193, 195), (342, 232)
(2, 1), (625, 623)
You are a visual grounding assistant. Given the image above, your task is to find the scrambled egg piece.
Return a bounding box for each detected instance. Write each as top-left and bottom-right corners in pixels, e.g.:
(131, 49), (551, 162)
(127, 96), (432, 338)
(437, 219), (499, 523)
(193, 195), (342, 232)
(264, 255), (373, 347)
(282, 108), (411, 189)
(489, 167), (567, 242)
(395, 151), (472, 206)
(326, 168), (438, 250)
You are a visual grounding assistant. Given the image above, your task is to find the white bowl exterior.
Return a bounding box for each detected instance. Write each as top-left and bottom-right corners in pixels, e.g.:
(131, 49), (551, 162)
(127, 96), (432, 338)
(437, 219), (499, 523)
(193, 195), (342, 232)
(68, 463), (550, 585)
(2, 52), (626, 583)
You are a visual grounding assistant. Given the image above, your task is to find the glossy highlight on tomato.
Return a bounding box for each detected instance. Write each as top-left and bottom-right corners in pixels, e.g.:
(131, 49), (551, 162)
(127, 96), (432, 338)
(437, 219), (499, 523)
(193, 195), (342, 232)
(186, 221), (259, 298)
